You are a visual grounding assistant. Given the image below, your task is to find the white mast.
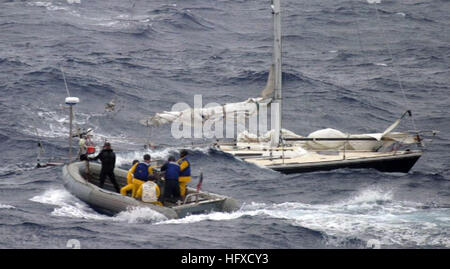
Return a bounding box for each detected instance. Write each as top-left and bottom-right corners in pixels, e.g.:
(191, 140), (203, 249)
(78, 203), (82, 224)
(65, 96), (79, 162)
(271, 0), (282, 147)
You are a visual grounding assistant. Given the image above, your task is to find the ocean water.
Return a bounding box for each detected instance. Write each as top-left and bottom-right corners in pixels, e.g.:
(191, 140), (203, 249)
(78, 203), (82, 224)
(0, 0), (449, 249)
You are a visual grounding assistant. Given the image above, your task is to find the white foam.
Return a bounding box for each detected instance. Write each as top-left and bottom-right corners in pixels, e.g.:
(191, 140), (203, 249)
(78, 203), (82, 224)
(115, 148), (175, 166)
(254, 189), (449, 248)
(51, 203), (111, 220)
(115, 146), (211, 166)
(30, 189), (168, 223)
(30, 189), (110, 220)
(29, 1), (68, 11)
(113, 207), (168, 223)
(154, 190), (450, 247)
(28, 188), (449, 247)
(0, 204), (15, 210)
(24, 107), (96, 138)
(157, 210), (261, 225)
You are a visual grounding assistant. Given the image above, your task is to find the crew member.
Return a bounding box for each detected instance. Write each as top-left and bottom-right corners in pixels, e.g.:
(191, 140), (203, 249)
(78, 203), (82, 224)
(161, 156), (181, 205)
(120, 160), (139, 197)
(177, 149), (191, 198)
(89, 142), (120, 193)
(78, 135), (88, 161)
(136, 178), (162, 206)
(129, 154), (154, 198)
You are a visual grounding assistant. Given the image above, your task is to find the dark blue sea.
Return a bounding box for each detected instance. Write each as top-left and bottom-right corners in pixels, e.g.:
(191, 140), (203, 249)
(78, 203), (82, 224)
(0, 0), (449, 249)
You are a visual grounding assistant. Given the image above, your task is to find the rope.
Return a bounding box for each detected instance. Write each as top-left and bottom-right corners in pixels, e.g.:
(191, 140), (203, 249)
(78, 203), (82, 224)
(60, 66), (71, 97)
(371, 3), (418, 133)
(349, 2), (379, 109)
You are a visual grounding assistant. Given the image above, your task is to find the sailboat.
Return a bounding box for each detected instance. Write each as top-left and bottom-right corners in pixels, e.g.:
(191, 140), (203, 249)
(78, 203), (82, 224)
(141, 0), (426, 174)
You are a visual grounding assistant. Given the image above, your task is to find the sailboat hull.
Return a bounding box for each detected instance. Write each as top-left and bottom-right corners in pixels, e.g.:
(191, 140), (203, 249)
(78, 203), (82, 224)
(265, 151), (422, 174)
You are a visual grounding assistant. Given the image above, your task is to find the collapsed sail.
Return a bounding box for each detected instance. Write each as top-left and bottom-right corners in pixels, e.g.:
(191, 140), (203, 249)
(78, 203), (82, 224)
(236, 127), (419, 151)
(140, 67), (275, 127)
(304, 128), (418, 151)
(140, 97), (270, 127)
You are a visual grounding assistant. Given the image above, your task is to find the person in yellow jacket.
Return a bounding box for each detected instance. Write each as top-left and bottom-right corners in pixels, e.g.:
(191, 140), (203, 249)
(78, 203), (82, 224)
(120, 159), (139, 197)
(135, 179), (162, 206)
(177, 149), (191, 197)
(121, 154), (155, 198)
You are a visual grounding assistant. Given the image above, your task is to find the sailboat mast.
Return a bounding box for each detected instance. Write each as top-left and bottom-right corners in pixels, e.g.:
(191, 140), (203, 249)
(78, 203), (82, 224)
(271, 0), (282, 147)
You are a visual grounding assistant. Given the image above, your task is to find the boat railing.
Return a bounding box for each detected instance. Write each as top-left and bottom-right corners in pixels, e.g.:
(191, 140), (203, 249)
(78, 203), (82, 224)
(183, 193), (201, 204)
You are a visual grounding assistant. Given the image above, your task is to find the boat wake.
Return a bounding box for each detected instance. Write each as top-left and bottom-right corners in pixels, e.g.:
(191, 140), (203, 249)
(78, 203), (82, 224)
(28, 187), (449, 248)
(30, 189), (111, 221)
(29, 188), (168, 223)
(158, 188), (450, 248)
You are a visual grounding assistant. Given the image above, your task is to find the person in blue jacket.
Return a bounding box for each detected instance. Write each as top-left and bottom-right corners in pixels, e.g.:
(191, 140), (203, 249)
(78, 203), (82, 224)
(160, 156), (181, 205)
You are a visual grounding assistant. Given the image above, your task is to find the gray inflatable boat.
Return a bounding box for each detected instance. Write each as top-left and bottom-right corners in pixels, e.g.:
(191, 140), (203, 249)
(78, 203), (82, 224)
(62, 162), (240, 219)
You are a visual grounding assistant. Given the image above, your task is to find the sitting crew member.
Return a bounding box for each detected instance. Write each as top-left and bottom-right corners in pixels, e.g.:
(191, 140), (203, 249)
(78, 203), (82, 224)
(177, 149), (191, 198)
(129, 154), (154, 198)
(136, 177), (162, 206)
(160, 156), (181, 205)
(89, 142), (120, 193)
(120, 159), (139, 197)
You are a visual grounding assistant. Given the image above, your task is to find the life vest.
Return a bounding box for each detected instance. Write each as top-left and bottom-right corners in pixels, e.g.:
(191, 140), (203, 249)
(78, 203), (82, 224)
(165, 162), (180, 181)
(141, 181), (158, 203)
(178, 157), (191, 177)
(134, 163), (150, 181)
(87, 146), (95, 155)
(85, 137), (95, 155)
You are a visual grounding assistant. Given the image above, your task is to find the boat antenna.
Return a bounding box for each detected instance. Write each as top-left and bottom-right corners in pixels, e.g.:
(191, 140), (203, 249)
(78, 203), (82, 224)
(61, 66), (79, 163)
(60, 66), (71, 97)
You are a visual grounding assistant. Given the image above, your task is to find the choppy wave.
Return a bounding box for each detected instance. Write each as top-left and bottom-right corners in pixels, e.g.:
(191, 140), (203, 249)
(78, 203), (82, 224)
(113, 207), (167, 223)
(2, 0), (449, 249)
(29, 189), (167, 223)
(30, 189), (109, 220)
(157, 189), (450, 248)
(25, 186), (450, 248)
(115, 146), (211, 166)
(0, 204), (15, 210)
(0, 163), (38, 177)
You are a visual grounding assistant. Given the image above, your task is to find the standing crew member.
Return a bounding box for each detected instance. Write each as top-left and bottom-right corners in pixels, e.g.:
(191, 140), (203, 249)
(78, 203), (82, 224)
(129, 154), (154, 198)
(120, 159), (139, 197)
(89, 142), (120, 193)
(177, 149), (191, 198)
(161, 156), (181, 205)
(78, 135), (88, 161)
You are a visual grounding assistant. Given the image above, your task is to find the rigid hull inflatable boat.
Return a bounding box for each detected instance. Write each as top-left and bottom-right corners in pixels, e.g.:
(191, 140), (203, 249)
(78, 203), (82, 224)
(62, 162), (240, 219)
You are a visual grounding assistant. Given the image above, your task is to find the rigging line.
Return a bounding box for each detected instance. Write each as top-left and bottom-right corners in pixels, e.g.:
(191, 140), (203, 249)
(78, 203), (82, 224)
(371, 3), (418, 132)
(60, 66), (71, 98)
(349, 2), (378, 109)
